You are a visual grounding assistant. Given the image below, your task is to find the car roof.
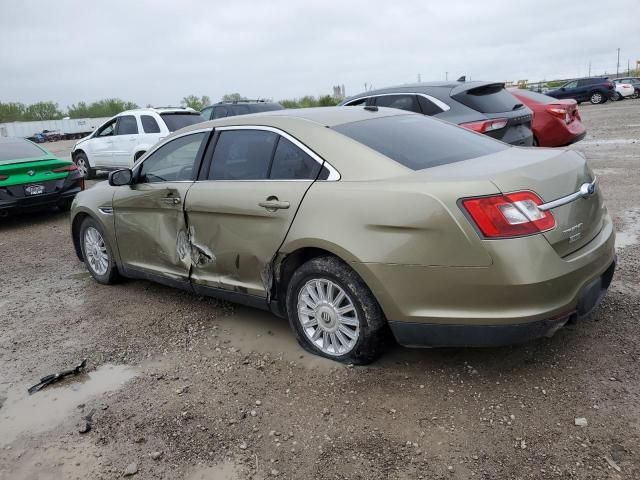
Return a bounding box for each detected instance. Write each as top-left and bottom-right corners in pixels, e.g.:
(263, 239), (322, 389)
(178, 106), (411, 133)
(117, 107), (198, 116)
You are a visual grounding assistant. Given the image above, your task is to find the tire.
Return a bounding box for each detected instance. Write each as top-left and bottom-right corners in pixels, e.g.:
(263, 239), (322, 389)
(286, 255), (386, 364)
(532, 136), (539, 147)
(589, 91), (605, 104)
(74, 152), (95, 179)
(79, 217), (120, 284)
(612, 92), (622, 101)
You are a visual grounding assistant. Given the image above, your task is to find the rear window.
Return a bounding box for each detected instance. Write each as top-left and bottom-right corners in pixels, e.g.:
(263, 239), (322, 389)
(160, 113), (204, 132)
(0, 140), (46, 162)
(454, 85), (523, 113)
(333, 115), (508, 170)
(512, 89), (558, 104)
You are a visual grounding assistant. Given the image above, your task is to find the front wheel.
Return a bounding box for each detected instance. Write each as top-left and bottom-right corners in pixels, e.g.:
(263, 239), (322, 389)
(286, 256), (386, 364)
(74, 152), (95, 179)
(79, 218), (120, 284)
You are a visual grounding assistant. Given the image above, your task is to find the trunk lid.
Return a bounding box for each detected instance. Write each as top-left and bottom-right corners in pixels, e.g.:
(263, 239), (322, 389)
(427, 147), (604, 256)
(0, 158), (73, 187)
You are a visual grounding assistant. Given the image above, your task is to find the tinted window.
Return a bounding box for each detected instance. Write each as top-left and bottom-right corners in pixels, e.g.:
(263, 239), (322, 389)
(453, 85), (523, 113)
(270, 137), (321, 180)
(333, 115), (508, 170)
(0, 139), (46, 162)
(160, 113), (204, 132)
(374, 95), (421, 113)
(576, 79), (590, 87)
(213, 107), (228, 119)
(116, 115), (138, 135)
(141, 115), (160, 133)
(139, 132), (206, 183)
(200, 106), (213, 120)
(230, 105), (250, 116)
(417, 95), (445, 115)
(209, 130), (277, 180)
(564, 81), (578, 89)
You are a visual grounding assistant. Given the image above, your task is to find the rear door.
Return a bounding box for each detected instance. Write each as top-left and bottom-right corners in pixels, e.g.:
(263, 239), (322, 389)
(112, 115), (141, 167)
(185, 126), (327, 297)
(113, 131), (209, 285)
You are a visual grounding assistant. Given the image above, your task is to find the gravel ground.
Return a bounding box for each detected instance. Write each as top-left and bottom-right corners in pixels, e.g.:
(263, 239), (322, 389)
(1, 101), (639, 479)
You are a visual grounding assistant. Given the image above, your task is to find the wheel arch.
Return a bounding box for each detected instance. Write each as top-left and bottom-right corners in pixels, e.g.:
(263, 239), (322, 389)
(270, 242), (386, 319)
(71, 211), (91, 260)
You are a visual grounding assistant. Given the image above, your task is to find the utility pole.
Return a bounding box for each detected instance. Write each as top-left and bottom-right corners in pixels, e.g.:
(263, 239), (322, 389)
(445, 71), (448, 81)
(588, 61), (591, 77)
(628, 59), (631, 76)
(616, 48), (620, 77)
(418, 73), (421, 83)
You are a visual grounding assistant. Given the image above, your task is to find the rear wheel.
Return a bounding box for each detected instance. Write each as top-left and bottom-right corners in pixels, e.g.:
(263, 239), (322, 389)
(589, 91), (605, 104)
(74, 152), (95, 179)
(612, 91), (622, 101)
(286, 256), (386, 364)
(79, 217), (120, 284)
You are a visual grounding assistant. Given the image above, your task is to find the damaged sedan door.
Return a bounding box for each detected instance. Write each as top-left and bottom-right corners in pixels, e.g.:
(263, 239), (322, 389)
(112, 131), (209, 287)
(185, 126), (330, 299)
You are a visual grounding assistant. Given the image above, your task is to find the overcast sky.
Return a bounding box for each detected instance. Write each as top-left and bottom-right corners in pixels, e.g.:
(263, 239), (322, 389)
(1, 0), (639, 108)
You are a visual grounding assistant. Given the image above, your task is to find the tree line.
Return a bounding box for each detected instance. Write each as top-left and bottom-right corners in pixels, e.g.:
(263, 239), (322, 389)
(0, 93), (343, 123)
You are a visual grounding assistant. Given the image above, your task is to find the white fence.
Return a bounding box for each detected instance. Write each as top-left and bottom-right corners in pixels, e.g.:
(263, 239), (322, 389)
(0, 117), (111, 139)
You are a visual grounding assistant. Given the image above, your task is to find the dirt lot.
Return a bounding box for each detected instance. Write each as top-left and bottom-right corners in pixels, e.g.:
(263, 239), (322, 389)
(1, 101), (639, 479)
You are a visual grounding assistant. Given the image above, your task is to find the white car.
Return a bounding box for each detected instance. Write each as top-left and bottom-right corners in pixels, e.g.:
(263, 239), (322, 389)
(613, 82), (635, 101)
(71, 108), (204, 178)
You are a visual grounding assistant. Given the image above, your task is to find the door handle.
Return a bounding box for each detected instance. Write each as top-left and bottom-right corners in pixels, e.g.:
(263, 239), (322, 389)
(259, 197), (290, 211)
(161, 196), (181, 205)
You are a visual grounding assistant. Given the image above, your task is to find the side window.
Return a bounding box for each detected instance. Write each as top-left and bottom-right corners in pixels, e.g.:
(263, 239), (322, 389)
(213, 106), (229, 119)
(116, 115), (138, 135)
(345, 97), (369, 106)
(417, 96), (445, 116)
(374, 95), (421, 113)
(200, 106), (213, 120)
(96, 119), (116, 137)
(139, 132), (206, 183)
(564, 81), (578, 89)
(270, 137), (321, 180)
(208, 130), (277, 180)
(230, 105), (250, 116)
(141, 115), (161, 134)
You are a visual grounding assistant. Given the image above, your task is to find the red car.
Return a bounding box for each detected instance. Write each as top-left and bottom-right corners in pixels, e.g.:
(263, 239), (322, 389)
(510, 89), (586, 147)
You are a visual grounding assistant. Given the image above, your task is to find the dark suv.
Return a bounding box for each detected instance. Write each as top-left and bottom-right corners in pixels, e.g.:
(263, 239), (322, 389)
(340, 81), (534, 146)
(546, 77), (615, 104)
(201, 100), (284, 120)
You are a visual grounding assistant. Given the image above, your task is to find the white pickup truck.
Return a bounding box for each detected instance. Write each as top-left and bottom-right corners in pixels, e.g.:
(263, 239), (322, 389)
(71, 107), (204, 178)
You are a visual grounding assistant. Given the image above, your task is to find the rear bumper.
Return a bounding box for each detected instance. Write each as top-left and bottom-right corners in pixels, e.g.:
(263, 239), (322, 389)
(388, 259), (615, 347)
(536, 118), (586, 147)
(0, 176), (82, 212)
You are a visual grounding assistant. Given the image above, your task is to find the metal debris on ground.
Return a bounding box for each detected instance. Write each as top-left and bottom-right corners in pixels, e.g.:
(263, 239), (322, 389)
(27, 359), (87, 395)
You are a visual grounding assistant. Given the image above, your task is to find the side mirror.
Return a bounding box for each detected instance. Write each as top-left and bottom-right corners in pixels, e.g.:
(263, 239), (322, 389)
(108, 169), (133, 186)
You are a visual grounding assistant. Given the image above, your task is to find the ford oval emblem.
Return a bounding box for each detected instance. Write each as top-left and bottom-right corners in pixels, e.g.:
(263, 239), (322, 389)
(579, 182), (596, 198)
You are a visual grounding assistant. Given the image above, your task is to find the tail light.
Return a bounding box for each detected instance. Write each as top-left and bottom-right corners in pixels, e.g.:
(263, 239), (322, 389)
(52, 164), (78, 173)
(460, 118), (508, 134)
(461, 191), (555, 238)
(546, 106), (571, 124)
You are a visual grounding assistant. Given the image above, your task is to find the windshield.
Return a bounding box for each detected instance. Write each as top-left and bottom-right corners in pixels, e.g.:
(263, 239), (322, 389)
(160, 112), (205, 132)
(0, 139), (46, 162)
(333, 115), (508, 170)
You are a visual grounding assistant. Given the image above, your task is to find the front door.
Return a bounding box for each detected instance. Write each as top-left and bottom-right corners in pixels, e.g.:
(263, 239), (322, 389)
(112, 115), (141, 167)
(113, 131), (209, 286)
(89, 118), (117, 168)
(186, 127), (326, 298)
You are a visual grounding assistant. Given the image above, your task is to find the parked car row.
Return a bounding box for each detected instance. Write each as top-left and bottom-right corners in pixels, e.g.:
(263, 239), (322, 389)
(68, 106), (615, 363)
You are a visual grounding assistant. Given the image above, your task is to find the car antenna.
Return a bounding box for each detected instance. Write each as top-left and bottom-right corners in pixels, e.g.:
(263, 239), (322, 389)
(364, 105), (378, 112)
